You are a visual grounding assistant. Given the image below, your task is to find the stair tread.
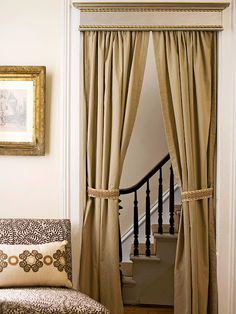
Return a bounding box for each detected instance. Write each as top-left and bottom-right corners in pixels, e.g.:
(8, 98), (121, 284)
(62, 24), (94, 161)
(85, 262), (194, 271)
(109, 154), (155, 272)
(152, 205), (181, 235)
(130, 243), (155, 256)
(152, 224), (178, 235)
(130, 255), (161, 262)
(153, 233), (178, 240)
(122, 276), (136, 286)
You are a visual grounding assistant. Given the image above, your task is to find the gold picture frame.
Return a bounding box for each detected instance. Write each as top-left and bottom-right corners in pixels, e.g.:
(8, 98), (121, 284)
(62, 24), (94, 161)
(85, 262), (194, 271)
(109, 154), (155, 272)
(0, 66), (46, 156)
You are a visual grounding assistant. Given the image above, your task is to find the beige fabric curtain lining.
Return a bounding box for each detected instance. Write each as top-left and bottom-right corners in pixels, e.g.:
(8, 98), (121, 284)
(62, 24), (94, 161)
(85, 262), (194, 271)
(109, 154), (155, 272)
(153, 31), (217, 314)
(80, 31), (149, 314)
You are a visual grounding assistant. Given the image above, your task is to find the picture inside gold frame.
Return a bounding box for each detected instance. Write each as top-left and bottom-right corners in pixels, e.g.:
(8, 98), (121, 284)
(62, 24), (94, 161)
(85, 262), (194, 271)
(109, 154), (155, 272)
(0, 66), (45, 156)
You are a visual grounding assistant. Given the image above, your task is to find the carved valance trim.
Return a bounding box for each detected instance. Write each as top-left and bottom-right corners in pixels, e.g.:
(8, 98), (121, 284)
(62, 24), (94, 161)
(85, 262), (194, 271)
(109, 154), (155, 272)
(74, 1), (230, 31)
(79, 25), (223, 31)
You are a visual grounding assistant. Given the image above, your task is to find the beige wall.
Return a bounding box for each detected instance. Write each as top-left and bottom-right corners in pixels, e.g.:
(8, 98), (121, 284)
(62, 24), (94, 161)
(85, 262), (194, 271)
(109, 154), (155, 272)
(120, 37), (169, 235)
(0, 0), (62, 219)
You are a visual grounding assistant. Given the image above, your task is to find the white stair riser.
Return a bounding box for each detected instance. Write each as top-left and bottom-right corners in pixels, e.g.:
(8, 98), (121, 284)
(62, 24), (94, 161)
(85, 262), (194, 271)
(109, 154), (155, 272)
(121, 262), (133, 277)
(123, 259), (174, 306)
(122, 284), (139, 305)
(155, 237), (177, 263)
(122, 234), (177, 306)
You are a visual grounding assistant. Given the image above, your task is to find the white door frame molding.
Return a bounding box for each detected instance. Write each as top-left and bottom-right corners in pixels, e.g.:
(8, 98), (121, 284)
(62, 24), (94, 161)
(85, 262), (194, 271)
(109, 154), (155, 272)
(60, 0), (81, 288)
(60, 0), (71, 220)
(217, 3), (236, 314)
(60, 0), (81, 221)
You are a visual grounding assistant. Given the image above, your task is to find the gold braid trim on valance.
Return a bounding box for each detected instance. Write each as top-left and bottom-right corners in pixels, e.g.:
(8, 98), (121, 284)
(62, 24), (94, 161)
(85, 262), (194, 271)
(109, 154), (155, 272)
(79, 25), (223, 31)
(88, 187), (119, 200)
(181, 187), (213, 202)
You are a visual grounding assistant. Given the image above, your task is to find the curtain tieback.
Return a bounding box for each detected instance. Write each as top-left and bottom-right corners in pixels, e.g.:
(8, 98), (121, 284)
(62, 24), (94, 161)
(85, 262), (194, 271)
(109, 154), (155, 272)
(88, 187), (120, 200)
(181, 187), (213, 202)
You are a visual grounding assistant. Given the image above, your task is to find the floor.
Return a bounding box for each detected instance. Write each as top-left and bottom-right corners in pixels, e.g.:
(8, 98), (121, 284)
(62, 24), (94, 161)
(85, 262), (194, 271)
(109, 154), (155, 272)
(124, 306), (174, 314)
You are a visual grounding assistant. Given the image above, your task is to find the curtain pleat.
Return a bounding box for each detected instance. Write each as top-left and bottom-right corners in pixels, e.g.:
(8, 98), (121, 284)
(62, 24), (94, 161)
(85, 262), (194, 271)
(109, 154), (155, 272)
(152, 31), (217, 314)
(80, 31), (149, 314)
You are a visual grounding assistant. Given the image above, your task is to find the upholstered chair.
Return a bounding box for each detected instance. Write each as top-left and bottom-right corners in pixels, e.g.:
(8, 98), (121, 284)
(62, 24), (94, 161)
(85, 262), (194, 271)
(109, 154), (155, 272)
(0, 219), (110, 314)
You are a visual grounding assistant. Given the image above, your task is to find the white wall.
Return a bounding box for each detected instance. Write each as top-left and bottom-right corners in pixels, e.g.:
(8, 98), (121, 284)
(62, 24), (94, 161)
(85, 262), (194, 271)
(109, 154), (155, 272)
(0, 0), (62, 219)
(120, 37), (169, 235)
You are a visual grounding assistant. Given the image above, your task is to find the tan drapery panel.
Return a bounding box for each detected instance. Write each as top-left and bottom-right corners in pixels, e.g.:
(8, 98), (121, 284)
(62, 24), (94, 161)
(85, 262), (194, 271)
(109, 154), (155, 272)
(152, 31), (217, 314)
(80, 31), (149, 314)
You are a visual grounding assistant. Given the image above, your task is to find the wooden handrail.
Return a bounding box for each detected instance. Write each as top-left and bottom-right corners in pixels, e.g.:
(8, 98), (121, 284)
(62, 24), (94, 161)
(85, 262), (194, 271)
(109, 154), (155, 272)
(120, 154), (170, 195)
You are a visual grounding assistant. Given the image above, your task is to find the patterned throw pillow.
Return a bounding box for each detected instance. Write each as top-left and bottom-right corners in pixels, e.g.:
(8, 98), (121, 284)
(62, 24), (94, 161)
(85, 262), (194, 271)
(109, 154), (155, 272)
(0, 241), (72, 288)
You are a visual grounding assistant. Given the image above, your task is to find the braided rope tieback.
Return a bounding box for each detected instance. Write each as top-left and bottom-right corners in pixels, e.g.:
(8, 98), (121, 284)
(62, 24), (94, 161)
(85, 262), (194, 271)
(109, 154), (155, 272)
(88, 187), (119, 200)
(181, 187), (213, 202)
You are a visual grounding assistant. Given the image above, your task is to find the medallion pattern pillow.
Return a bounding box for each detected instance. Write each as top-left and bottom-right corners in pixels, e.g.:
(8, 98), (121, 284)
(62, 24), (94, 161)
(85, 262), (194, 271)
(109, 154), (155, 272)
(0, 241), (72, 288)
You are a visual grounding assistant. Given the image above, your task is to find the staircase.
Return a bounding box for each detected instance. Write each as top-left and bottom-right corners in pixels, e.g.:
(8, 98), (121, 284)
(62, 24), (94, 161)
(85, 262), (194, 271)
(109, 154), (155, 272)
(119, 154), (181, 306)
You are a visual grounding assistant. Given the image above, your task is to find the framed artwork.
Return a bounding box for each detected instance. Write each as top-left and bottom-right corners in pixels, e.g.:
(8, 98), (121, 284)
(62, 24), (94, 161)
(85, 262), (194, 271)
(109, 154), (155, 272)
(0, 66), (46, 156)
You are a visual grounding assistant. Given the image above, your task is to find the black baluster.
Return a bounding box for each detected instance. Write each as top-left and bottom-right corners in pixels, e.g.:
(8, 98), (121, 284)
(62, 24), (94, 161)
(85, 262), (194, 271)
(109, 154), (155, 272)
(145, 180), (151, 256)
(169, 166), (175, 234)
(133, 191), (139, 256)
(158, 168), (163, 234)
(118, 199), (123, 263)
(118, 199), (123, 286)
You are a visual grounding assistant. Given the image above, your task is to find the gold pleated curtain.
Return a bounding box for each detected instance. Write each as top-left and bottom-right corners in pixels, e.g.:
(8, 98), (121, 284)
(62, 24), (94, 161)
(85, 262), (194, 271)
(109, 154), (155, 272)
(153, 31), (217, 314)
(80, 31), (149, 314)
